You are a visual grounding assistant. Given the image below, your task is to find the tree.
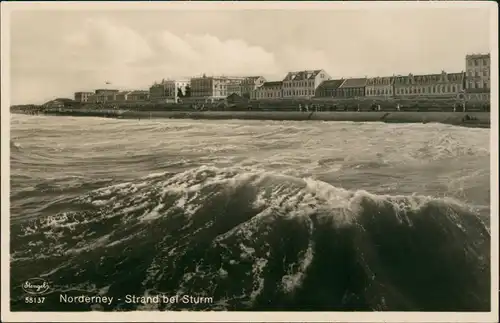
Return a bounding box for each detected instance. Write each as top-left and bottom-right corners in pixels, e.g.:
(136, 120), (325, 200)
(177, 88), (184, 98)
(185, 85), (191, 98)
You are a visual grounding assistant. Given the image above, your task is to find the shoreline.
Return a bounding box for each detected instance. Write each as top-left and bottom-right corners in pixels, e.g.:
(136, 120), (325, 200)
(14, 110), (490, 128)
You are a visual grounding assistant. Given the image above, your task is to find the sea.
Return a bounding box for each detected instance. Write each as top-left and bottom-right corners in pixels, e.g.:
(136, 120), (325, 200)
(9, 114), (491, 311)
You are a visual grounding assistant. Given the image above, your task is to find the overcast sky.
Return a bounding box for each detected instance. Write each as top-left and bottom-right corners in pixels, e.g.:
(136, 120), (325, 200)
(7, 3), (493, 105)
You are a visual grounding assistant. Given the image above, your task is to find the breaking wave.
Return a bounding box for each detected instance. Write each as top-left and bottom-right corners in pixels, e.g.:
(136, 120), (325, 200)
(10, 166), (490, 311)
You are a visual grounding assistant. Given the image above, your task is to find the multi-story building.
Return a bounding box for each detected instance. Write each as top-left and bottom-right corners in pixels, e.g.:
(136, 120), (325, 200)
(74, 92), (94, 103)
(226, 80), (243, 96)
(465, 53), (490, 91)
(314, 79), (345, 98)
(252, 81), (283, 100)
(127, 90), (149, 101)
(393, 71), (465, 97)
(365, 77), (394, 97)
(282, 69), (331, 99)
(88, 89), (120, 103)
(337, 78), (367, 98)
(115, 91), (130, 102)
(190, 75), (244, 101)
(149, 80), (189, 103)
(241, 76), (266, 98)
(465, 53), (490, 102)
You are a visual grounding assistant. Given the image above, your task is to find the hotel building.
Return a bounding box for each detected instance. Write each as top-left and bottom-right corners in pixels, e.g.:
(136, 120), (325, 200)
(314, 79), (345, 98)
(252, 81), (283, 100)
(241, 76), (266, 98)
(466, 53), (490, 91)
(393, 71), (465, 97)
(227, 79), (243, 96)
(282, 70), (331, 99)
(88, 89), (120, 103)
(365, 77), (394, 97)
(465, 53), (490, 102)
(337, 78), (367, 98)
(190, 75), (244, 101)
(74, 92), (94, 103)
(149, 80), (189, 103)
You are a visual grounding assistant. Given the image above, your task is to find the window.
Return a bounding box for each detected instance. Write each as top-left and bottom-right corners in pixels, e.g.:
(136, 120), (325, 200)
(475, 60), (479, 66)
(475, 82), (481, 88)
(484, 81), (488, 88)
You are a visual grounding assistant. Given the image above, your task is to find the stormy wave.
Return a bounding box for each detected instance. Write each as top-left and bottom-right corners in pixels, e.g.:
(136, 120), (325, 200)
(10, 166), (490, 311)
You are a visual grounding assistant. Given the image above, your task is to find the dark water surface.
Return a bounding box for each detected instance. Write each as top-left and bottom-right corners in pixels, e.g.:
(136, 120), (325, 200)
(10, 115), (491, 311)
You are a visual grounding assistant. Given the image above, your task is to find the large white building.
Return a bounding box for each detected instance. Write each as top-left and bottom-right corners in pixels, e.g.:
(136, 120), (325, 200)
(241, 76), (266, 98)
(282, 69), (331, 99)
(252, 81), (283, 100)
(190, 75), (245, 102)
(465, 53), (490, 91)
(365, 77), (394, 97)
(149, 79), (189, 103)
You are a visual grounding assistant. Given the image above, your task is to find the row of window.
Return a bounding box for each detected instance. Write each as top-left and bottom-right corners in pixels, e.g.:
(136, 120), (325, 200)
(366, 88), (393, 96)
(283, 81), (314, 88)
(468, 81), (489, 89)
(366, 85), (464, 95)
(468, 58), (489, 66)
(254, 91), (282, 98)
(318, 84), (466, 97)
(394, 85), (461, 95)
(467, 70), (489, 77)
(283, 89), (315, 96)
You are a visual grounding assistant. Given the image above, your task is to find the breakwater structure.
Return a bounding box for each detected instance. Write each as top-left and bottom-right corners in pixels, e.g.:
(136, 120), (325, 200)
(15, 107), (491, 128)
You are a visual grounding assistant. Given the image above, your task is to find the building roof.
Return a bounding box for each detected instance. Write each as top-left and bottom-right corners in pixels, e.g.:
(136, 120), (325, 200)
(75, 91), (94, 94)
(244, 76), (264, 81)
(129, 90), (149, 95)
(43, 98), (75, 105)
(466, 53), (490, 58)
(339, 78), (367, 88)
(95, 89), (119, 92)
(366, 76), (394, 86)
(283, 70), (323, 81)
(242, 76), (265, 85)
(394, 72), (464, 85)
(317, 79), (345, 90)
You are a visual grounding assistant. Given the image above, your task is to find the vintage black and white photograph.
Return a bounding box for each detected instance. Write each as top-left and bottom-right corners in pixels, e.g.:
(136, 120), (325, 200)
(1, 1), (498, 322)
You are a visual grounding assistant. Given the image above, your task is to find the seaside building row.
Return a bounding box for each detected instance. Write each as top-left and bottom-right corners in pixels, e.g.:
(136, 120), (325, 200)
(72, 53), (490, 105)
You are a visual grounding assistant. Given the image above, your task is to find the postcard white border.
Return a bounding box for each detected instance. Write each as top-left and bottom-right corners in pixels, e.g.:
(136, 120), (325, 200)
(1, 1), (498, 322)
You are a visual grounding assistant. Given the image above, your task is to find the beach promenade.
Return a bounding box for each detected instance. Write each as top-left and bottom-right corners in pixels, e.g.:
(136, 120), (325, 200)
(28, 108), (491, 128)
